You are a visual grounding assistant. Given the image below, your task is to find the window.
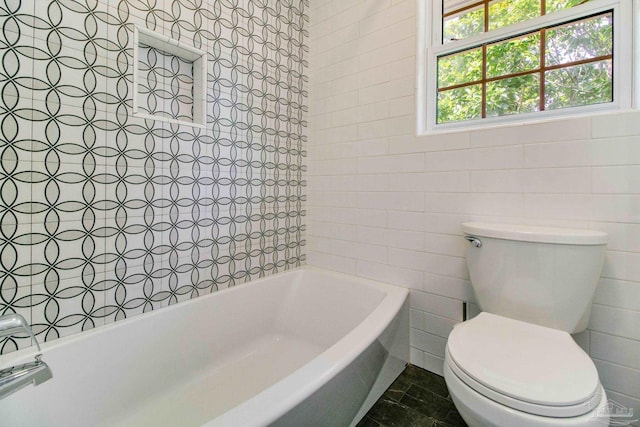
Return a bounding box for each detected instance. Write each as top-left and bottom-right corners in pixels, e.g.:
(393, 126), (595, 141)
(419, 0), (634, 131)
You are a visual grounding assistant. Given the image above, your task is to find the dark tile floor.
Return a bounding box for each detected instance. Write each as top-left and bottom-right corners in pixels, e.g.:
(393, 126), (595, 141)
(358, 364), (468, 427)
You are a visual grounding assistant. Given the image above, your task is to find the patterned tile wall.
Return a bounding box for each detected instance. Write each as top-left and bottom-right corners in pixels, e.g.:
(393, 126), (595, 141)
(137, 44), (195, 122)
(0, 0), (308, 353)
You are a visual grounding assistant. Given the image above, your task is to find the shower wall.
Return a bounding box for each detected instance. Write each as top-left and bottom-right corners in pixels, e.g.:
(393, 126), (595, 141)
(0, 0), (308, 353)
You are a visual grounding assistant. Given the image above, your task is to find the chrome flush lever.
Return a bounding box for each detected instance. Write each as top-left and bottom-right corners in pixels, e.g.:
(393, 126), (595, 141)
(465, 236), (482, 247)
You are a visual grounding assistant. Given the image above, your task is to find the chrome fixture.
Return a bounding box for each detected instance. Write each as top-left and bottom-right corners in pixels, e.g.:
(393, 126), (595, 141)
(0, 313), (52, 399)
(464, 236), (483, 248)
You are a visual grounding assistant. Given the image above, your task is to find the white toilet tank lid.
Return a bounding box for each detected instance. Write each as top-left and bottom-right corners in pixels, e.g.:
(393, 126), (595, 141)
(462, 222), (607, 245)
(447, 313), (601, 412)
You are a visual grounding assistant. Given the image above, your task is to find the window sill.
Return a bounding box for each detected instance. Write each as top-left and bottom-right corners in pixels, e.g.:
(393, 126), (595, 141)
(416, 105), (637, 137)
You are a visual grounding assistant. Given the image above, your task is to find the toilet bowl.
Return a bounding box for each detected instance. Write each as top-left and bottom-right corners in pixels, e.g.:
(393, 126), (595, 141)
(446, 223), (610, 427)
(444, 313), (609, 427)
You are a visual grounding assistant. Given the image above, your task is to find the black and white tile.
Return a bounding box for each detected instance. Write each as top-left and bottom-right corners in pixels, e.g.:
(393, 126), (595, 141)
(0, 0), (308, 353)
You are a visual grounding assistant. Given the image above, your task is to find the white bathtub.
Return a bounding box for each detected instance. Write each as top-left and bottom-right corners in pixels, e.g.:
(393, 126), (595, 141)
(0, 266), (409, 426)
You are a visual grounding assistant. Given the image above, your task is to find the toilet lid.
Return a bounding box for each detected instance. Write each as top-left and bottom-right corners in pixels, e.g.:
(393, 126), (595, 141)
(447, 313), (601, 417)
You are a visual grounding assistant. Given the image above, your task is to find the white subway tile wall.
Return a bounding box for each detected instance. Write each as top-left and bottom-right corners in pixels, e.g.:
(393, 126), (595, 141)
(309, 0), (640, 421)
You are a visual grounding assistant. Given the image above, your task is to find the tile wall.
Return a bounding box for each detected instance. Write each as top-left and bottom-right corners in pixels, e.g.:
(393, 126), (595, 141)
(0, 0), (308, 353)
(308, 0), (640, 422)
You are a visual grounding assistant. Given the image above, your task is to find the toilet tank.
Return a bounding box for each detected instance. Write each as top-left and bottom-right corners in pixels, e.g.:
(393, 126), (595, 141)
(462, 222), (607, 333)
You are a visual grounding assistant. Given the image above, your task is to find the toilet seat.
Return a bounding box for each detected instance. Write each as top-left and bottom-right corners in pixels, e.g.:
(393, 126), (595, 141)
(446, 313), (602, 418)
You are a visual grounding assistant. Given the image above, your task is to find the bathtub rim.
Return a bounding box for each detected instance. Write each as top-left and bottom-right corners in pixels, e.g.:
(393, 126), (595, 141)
(0, 266), (409, 426)
(206, 266), (409, 426)
(0, 266), (305, 367)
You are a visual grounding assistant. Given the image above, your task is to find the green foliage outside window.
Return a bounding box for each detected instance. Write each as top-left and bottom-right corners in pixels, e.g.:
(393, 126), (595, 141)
(438, 0), (613, 124)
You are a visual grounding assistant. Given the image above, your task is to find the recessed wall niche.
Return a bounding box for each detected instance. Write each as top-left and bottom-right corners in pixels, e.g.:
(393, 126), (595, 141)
(133, 26), (207, 128)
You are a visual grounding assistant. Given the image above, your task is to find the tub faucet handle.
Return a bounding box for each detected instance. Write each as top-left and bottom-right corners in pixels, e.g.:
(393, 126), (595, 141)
(0, 314), (52, 400)
(0, 313), (42, 352)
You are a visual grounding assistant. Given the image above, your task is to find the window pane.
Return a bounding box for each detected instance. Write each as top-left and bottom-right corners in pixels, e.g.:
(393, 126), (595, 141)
(434, 1), (616, 126)
(545, 13), (613, 66)
(488, 0), (540, 31)
(546, 0), (591, 14)
(437, 48), (483, 88)
(545, 60), (612, 110)
(443, 5), (484, 43)
(486, 74), (540, 117)
(443, 0), (481, 15)
(437, 84), (482, 123)
(487, 32), (540, 78)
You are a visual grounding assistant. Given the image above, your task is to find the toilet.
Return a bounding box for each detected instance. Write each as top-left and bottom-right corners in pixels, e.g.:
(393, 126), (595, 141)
(444, 222), (610, 427)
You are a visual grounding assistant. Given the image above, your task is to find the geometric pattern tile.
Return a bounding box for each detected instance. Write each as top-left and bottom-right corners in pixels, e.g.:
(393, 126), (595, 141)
(0, 0), (308, 354)
(137, 43), (196, 123)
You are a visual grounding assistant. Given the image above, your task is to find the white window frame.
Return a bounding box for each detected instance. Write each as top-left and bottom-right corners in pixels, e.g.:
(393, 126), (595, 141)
(417, 0), (638, 134)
